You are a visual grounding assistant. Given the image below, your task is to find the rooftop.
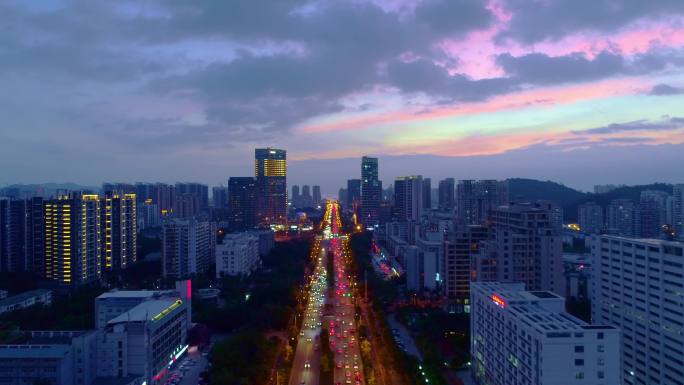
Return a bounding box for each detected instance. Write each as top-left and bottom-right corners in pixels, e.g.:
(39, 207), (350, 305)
(0, 344), (71, 358)
(0, 290), (51, 308)
(97, 290), (158, 299)
(108, 299), (182, 324)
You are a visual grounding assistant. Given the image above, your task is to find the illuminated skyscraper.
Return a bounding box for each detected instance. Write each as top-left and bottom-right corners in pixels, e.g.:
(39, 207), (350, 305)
(361, 156), (381, 227)
(255, 148), (287, 225)
(44, 193), (101, 285)
(101, 191), (137, 270)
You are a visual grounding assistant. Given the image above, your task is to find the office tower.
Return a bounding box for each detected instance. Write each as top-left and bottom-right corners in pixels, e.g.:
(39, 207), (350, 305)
(0, 198), (26, 272)
(471, 282), (620, 385)
(212, 186), (229, 209)
(101, 191), (137, 270)
(301, 185), (312, 207)
(25, 197), (45, 276)
(473, 202), (564, 295)
(606, 199), (635, 236)
(590, 235), (684, 385)
(174, 193), (200, 218)
(228, 177), (258, 231)
(156, 183), (176, 216)
(443, 225), (489, 312)
(675, 184), (684, 238)
(578, 202), (604, 234)
(44, 194), (102, 286)
(361, 156), (381, 227)
(162, 218), (216, 278)
(255, 148), (287, 225)
(216, 232), (261, 277)
(313, 185), (321, 206)
(394, 175), (423, 222)
(456, 180), (509, 225)
(438, 178), (455, 210)
(291, 185), (301, 208)
(422, 178), (431, 209)
(347, 179), (361, 209)
(137, 198), (160, 230)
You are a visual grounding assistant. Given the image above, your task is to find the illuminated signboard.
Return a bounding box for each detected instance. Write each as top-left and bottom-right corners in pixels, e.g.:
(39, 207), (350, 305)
(490, 294), (506, 308)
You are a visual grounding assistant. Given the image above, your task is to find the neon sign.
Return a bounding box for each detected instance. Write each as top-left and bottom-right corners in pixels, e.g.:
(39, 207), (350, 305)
(490, 294), (506, 308)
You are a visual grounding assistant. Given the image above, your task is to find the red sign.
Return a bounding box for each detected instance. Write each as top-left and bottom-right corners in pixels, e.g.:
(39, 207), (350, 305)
(490, 294), (506, 308)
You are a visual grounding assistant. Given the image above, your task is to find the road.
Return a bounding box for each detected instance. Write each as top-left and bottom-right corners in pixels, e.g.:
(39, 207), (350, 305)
(289, 238), (328, 385)
(288, 200), (365, 385)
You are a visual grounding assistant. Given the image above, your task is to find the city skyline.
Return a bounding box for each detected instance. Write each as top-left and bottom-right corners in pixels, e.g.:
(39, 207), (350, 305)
(2, 1), (684, 191)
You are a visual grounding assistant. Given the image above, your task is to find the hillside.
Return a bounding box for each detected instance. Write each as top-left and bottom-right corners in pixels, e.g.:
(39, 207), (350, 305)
(507, 179), (674, 222)
(507, 178), (587, 207)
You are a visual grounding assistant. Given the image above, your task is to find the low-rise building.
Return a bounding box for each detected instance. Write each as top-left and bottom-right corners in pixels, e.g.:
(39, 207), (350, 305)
(471, 282), (620, 385)
(0, 289), (52, 315)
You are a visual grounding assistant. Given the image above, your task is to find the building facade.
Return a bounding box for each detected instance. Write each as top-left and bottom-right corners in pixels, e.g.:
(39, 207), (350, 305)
(228, 177), (257, 231)
(255, 148), (287, 226)
(590, 235), (684, 385)
(394, 175), (424, 222)
(101, 191), (137, 270)
(578, 202), (604, 234)
(471, 282), (620, 385)
(161, 219), (216, 278)
(456, 180), (509, 225)
(361, 156), (381, 228)
(438, 178), (455, 210)
(216, 232), (261, 277)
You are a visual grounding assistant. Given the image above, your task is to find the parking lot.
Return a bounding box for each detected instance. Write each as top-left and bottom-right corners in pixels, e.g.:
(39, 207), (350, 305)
(163, 347), (209, 385)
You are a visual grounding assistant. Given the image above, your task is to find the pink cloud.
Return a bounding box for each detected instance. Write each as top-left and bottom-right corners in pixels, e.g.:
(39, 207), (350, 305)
(297, 77), (648, 134)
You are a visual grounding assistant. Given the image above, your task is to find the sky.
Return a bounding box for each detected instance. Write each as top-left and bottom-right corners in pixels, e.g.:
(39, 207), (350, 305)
(1, 0), (684, 195)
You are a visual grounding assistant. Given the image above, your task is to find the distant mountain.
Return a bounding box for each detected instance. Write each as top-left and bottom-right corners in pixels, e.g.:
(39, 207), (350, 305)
(0, 183), (99, 198)
(507, 179), (674, 222)
(507, 178), (587, 207)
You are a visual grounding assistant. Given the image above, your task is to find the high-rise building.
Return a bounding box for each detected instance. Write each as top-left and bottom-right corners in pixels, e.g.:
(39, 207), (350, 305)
(443, 225), (489, 312)
(313, 185), (321, 206)
(212, 186), (229, 209)
(471, 282), (620, 385)
(456, 180), (509, 225)
(590, 235), (684, 385)
(422, 178), (432, 210)
(161, 218), (216, 278)
(174, 193), (200, 218)
(255, 148), (287, 225)
(135, 182), (158, 204)
(635, 200), (660, 238)
(101, 191), (137, 270)
(101, 183), (135, 194)
(25, 197), (45, 276)
(347, 179), (361, 210)
(640, 190), (669, 224)
(675, 184), (684, 238)
(361, 156), (381, 227)
(394, 175), (423, 222)
(228, 177), (257, 231)
(0, 198), (26, 272)
(301, 185), (312, 208)
(175, 182), (209, 211)
(156, 183), (176, 216)
(291, 185), (300, 208)
(472, 202), (564, 295)
(438, 178), (455, 210)
(606, 199), (635, 237)
(578, 202), (604, 234)
(137, 198), (160, 230)
(44, 194), (102, 286)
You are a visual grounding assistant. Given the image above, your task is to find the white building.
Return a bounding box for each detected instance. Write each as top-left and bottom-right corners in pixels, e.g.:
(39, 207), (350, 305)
(590, 235), (684, 385)
(162, 219), (216, 278)
(471, 282), (621, 385)
(216, 232), (261, 277)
